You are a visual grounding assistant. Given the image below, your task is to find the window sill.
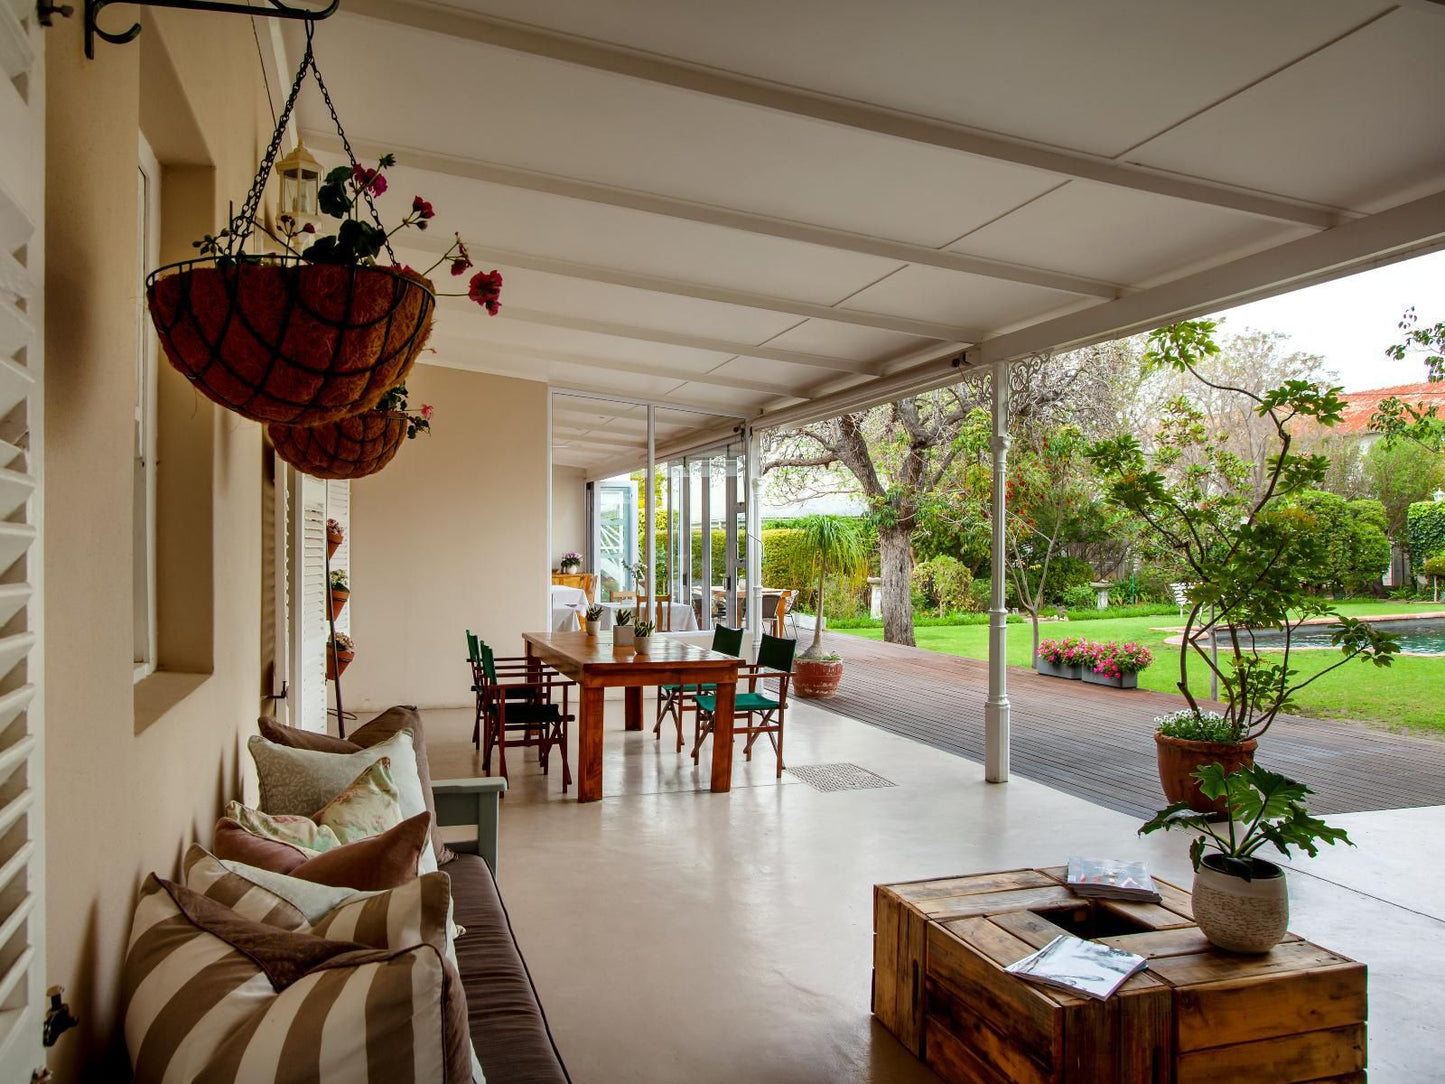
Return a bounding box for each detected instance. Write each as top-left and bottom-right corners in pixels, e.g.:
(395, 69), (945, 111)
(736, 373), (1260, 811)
(134, 669), (212, 735)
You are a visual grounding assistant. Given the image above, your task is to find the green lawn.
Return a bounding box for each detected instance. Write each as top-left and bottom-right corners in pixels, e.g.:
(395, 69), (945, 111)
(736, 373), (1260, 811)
(839, 600), (1445, 735)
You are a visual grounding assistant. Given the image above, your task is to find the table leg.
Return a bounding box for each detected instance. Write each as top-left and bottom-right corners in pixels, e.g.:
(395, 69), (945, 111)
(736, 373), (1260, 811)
(624, 686), (643, 731)
(578, 683), (604, 802)
(709, 677), (736, 792)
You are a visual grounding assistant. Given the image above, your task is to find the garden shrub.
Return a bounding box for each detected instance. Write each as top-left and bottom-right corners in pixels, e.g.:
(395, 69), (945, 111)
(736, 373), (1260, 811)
(1407, 500), (1445, 566)
(1286, 491), (1390, 593)
(911, 555), (977, 616)
(1060, 583), (1100, 610)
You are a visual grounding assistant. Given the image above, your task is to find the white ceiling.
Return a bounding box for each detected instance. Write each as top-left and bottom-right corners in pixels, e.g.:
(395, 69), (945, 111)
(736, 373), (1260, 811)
(277, 0), (1445, 476)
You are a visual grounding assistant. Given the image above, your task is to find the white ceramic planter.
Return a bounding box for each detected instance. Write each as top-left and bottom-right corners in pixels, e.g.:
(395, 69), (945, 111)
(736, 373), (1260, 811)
(1191, 855), (1289, 954)
(634, 635), (653, 655)
(585, 620), (601, 636)
(613, 626), (634, 648)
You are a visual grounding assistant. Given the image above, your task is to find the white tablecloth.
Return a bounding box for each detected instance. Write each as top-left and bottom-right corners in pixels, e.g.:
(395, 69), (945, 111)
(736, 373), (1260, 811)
(550, 584), (588, 630)
(597, 601), (698, 632)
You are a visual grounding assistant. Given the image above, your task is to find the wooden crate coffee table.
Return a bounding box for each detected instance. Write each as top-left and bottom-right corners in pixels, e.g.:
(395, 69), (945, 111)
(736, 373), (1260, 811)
(873, 867), (1366, 1083)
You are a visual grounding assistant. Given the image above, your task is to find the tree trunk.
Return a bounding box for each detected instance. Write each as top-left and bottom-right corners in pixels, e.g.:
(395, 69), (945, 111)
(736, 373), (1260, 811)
(879, 526), (916, 647)
(1029, 610), (1041, 666)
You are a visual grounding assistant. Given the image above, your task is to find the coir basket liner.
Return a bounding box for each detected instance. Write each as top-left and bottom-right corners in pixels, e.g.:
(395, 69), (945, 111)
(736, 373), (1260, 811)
(147, 260), (435, 426)
(269, 410), (409, 480)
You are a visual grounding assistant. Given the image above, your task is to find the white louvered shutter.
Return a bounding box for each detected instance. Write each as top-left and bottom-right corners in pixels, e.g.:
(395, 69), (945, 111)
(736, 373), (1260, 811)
(290, 471), (328, 732)
(325, 479), (350, 638)
(0, 1), (45, 1077)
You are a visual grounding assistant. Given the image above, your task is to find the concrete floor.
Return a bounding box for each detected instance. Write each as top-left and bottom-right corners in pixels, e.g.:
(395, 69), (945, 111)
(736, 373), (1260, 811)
(425, 696), (1445, 1083)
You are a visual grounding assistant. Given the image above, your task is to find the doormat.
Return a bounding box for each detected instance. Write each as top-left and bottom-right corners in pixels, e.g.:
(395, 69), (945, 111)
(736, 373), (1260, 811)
(786, 763), (896, 792)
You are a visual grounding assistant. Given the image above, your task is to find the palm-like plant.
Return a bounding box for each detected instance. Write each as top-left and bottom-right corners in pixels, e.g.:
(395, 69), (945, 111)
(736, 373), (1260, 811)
(796, 514), (868, 660)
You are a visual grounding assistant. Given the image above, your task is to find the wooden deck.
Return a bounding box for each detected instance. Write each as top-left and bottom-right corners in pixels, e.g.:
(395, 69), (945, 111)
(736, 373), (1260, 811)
(820, 633), (1445, 818)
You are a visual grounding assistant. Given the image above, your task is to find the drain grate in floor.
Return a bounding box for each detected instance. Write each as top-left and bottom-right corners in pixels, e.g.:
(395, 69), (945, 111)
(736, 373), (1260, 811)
(786, 762), (896, 792)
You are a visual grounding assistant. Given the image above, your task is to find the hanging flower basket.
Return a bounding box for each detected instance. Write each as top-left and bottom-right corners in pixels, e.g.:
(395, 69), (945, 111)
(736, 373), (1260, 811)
(268, 408), (410, 479)
(147, 260), (434, 426)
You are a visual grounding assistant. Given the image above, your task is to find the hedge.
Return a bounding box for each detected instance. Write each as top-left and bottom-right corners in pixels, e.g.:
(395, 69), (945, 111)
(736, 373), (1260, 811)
(1406, 500), (1445, 566)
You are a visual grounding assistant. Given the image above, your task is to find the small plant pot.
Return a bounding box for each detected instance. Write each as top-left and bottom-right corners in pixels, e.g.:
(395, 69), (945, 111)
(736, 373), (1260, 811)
(1081, 669), (1138, 688)
(613, 626), (634, 649)
(634, 634), (653, 655)
(560, 563), (582, 574)
(327, 532), (343, 560)
(794, 657), (843, 698)
(1035, 659), (1082, 679)
(326, 647), (355, 681)
(586, 620), (601, 636)
(329, 588), (350, 621)
(1155, 732), (1257, 815)
(1191, 854), (1288, 954)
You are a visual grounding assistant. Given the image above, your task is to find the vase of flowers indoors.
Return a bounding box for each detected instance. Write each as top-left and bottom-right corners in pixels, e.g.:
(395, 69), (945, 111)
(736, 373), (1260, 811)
(1141, 763), (1352, 953)
(1081, 640), (1152, 689)
(1035, 636), (1087, 679)
(559, 552), (583, 573)
(585, 604), (603, 636)
(326, 633), (355, 680)
(633, 620), (655, 655)
(613, 609), (634, 649)
(329, 569), (350, 620)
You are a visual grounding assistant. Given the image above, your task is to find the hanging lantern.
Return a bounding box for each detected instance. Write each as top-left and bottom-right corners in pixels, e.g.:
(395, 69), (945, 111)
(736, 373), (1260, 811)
(275, 140), (322, 223)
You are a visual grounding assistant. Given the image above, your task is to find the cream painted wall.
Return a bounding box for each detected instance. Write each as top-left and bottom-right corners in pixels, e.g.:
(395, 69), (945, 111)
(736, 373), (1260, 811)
(551, 464), (588, 568)
(349, 365), (550, 710)
(43, 14), (270, 1077)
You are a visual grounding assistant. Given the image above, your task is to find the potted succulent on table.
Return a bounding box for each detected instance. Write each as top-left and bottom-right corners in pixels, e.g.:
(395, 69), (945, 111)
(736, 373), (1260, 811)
(585, 604), (604, 636)
(1088, 321), (1399, 813)
(794, 514), (868, 698)
(613, 608), (635, 649)
(1140, 762), (1352, 953)
(632, 620), (655, 655)
(326, 518), (345, 559)
(1035, 636), (1087, 679)
(559, 551), (583, 574)
(1081, 640), (1153, 689)
(326, 633), (355, 680)
(329, 569), (350, 620)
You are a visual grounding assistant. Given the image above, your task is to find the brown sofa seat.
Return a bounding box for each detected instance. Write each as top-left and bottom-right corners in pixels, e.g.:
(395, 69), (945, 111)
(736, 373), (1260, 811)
(448, 853), (570, 1083)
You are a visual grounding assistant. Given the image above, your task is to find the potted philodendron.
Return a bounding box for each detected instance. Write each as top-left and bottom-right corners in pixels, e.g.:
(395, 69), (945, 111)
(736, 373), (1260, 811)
(794, 514), (868, 698)
(326, 633), (355, 680)
(632, 620), (656, 655)
(1081, 640), (1153, 689)
(1088, 321), (1399, 813)
(613, 608), (634, 649)
(329, 569), (350, 620)
(585, 604), (604, 636)
(1140, 762), (1352, 953)
(559, 551), (583, 574)
(1035, 636), (1087, 679)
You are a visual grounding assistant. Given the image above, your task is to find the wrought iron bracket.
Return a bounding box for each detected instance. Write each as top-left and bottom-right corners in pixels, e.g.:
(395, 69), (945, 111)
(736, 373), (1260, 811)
(84, 0), (339, 59)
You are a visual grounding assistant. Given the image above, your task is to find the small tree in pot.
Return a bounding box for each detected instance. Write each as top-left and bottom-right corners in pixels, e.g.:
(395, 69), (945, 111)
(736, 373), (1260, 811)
(1141, 762), (1352, 953)
(793, 514), (867, 698)
(1087, 321), (1399, 813)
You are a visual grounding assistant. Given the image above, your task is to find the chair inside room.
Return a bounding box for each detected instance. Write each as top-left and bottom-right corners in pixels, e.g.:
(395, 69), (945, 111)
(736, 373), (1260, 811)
(654, 624), (745, 751)
(467, 632), (574, 792)
(692, 632), (796, 778)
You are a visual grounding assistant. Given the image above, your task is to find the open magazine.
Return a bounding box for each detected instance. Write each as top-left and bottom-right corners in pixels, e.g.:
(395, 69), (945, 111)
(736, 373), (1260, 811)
(1005, 934), (1147, 1000)
(1066, 856), (1161, 902)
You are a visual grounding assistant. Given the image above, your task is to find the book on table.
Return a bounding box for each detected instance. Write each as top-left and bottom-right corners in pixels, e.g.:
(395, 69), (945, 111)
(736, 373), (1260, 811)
(1066, 856), (1161, 902)
(1005, 934), (1148, 1000)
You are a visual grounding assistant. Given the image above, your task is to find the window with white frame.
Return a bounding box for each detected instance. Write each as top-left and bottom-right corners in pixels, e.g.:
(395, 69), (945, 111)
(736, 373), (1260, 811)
(133, 135), (159, 678)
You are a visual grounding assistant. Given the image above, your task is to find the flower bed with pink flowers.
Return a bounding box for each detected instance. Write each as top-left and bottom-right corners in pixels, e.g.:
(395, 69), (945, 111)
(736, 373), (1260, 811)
(1036, 636), (1153, 688)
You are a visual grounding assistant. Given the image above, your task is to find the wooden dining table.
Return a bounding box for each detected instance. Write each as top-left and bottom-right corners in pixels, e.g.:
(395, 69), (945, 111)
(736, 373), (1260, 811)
(521, 630), (741, 802)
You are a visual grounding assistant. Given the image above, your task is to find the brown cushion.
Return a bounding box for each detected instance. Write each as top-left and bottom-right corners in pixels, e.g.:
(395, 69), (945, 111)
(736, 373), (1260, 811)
(259, 706), (456, 866)
(215, 811), (431, 891)
(447, 854), (571, 1084)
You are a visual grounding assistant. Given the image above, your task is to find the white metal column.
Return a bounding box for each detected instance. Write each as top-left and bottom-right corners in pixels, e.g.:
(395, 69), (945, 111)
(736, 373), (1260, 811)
(645, 406), (656, 626)
(745, 427), (762, 653)
(985, 361), (1011, 783)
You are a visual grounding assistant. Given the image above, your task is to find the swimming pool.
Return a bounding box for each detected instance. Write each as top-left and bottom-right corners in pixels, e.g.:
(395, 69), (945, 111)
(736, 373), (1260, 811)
(1239, 617), (1445, 655)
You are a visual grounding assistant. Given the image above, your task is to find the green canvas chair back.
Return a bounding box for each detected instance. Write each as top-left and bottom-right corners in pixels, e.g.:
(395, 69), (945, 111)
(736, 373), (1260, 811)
(465, 629), (480, 664)
(479, 640), (498, 685)
(756, 633), (796, 674)
(711, 625), (745, 657)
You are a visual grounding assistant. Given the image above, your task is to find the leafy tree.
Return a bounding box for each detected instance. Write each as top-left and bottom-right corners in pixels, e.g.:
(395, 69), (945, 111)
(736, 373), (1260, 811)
(1087, 321), (1399, 741)
(1362, 431), (1445, 540)
(1283, 491), (1390, 594)
(1370, 307), (1445, 449)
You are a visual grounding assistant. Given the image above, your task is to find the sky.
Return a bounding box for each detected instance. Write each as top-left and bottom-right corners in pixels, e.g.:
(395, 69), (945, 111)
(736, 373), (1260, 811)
(1208, 248), (1445, 392)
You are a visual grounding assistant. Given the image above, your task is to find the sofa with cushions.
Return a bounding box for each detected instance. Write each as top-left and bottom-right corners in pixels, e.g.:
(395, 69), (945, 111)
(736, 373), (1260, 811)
(122, 706), (570, 1083)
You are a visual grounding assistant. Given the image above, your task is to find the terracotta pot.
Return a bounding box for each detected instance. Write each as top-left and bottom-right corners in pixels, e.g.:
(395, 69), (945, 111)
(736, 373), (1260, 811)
(330, 588), (349, 621)
(1155, 732), (1256, 814)
(794, 657), (843, 698)
(326, 647), (354, 681)
(1192, 855), (1288, 953)
(270, 410), (408, 480)
(326, 535), (342, 560)
(147, 260), (435, 426)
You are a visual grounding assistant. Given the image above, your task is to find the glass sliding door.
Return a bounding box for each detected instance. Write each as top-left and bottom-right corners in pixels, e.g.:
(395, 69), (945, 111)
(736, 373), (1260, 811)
(595, 479), (637, 601)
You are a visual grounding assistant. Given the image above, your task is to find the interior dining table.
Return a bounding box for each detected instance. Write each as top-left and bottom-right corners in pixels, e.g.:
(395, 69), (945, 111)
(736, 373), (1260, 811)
(521, 630), (741, 802)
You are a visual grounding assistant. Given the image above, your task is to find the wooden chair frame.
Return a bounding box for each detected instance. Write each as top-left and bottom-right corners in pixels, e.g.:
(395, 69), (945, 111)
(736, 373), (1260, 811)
(467, 633), (575, 792)
(692, 636), (794, 779)
(654, 626), (744, 751)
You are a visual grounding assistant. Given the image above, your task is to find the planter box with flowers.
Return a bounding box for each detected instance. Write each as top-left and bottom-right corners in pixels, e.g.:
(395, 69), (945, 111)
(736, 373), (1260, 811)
(1081, 640), (1153, 688)
(1035, 636), (1088, 679)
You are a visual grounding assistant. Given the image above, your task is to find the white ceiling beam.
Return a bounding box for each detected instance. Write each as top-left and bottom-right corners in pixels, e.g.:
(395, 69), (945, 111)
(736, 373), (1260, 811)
(553, 430), (645, 449)
(429, 334), (813, 397)
(553, 409), (689, 434)
(487, 307), (888, 375)
(308, 134), (1120, 298)
(340, 0), (1350, 230)
(408, 243), (979, 341)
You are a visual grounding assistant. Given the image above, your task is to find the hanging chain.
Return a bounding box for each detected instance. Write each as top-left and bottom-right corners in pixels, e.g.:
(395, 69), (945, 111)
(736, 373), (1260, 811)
(227, 21), (396, 265)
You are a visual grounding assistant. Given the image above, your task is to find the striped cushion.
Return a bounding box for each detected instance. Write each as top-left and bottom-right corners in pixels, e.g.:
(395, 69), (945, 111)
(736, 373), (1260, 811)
(125, 873), (476, 1082)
